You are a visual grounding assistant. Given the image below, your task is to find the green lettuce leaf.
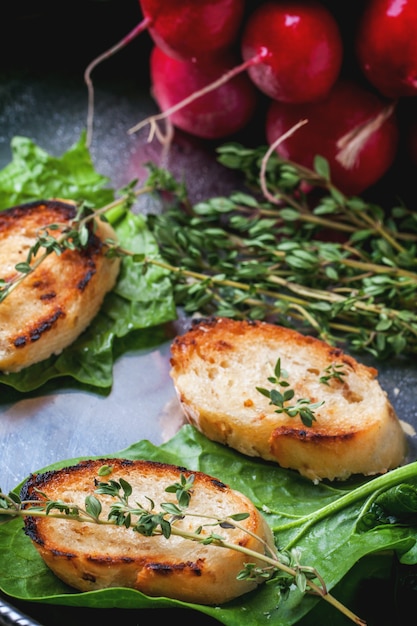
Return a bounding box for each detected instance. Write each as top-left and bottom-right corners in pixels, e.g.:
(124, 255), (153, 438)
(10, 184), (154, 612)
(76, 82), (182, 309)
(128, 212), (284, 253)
(0, 135), (176, 391)
(0, 133), (113, 209)
(0, 425), (416, 626)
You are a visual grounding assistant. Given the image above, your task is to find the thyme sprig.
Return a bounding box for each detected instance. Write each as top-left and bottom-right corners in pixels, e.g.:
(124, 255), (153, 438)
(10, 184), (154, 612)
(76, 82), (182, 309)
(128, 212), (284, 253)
(319, 363), (347, 386)
(0, 179), (158, 303)
(0, 469), (365, 625)
(256, 358), (323, 427)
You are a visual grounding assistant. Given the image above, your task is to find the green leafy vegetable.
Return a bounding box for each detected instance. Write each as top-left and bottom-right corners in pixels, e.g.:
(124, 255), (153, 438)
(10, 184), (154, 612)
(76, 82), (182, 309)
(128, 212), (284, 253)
(3, 131), (417, 392)
(1, 426), (416, 625)
(0, 133), (113, 209)
(1, 470), (364, 624)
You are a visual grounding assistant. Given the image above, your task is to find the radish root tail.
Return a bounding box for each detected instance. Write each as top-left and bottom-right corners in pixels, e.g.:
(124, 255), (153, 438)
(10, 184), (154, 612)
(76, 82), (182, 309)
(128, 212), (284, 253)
(127, 52), (265, 140)
(336, 101), (397, 169)
(84, 18), (152, 148)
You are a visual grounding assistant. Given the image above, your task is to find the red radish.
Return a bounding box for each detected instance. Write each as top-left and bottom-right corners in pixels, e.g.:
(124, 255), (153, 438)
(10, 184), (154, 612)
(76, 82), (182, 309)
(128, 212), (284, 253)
(356, 0), (417, 98)
(130, 0), (344, 139)
(84, 0), (246, 145)
(265, 80), (399, 196)
(140, 0), (246, 61)
(241, 0), (343, 103)
(148, 45), (258, 139)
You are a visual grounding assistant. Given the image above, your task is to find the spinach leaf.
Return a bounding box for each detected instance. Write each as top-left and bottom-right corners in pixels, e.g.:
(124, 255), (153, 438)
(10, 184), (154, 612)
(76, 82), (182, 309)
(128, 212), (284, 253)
(1, 426), (416, 626)
(0, 133), (113, 209)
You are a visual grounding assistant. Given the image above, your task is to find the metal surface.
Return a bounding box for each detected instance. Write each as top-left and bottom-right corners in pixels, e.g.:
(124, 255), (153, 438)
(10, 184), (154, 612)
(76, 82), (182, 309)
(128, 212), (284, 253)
(1, 72), (417, 493)
(0, 71), (243, 494)
(0, 599), (42, 626)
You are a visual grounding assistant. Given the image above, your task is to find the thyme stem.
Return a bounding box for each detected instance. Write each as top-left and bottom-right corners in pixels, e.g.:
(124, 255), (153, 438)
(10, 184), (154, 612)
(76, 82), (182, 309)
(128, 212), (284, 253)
(138, 254), (417, 340)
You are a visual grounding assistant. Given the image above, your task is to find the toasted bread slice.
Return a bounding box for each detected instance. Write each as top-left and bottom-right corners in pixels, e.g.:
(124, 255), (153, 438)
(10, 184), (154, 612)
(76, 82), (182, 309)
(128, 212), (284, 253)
(21, 458), (273, 604)
(0, 199), (120, 373)
(170, 317), (407, 482)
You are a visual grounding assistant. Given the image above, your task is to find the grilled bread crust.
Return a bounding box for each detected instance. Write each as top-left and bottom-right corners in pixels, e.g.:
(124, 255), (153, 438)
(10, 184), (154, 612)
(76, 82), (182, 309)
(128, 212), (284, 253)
(21, 458), (273, 604)
(0, 199), (121, 373)
(170, 317), (407, 482)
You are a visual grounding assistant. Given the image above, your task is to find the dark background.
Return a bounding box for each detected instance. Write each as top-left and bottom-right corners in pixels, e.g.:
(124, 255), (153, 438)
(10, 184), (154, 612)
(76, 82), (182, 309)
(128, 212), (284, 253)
(0, 1), (152, 78)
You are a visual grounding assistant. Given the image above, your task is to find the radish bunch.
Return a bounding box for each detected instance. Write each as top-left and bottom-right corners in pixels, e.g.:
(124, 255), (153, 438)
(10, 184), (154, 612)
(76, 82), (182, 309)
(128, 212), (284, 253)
(86, 0), (417, 197)
(84, 0), (247, 144)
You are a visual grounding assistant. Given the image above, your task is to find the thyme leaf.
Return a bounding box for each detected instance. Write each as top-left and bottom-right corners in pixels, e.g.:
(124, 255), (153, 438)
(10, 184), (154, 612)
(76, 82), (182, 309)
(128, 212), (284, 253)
(319, 363), (347, 385)
(144, 146), (417, 360)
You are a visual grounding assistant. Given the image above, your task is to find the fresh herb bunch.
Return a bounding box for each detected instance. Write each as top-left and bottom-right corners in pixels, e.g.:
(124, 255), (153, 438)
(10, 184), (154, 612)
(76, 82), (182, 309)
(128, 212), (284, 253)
(3, 140), (417, 362)
(145, 145), (417, 360)
(0, 467), (365, 625)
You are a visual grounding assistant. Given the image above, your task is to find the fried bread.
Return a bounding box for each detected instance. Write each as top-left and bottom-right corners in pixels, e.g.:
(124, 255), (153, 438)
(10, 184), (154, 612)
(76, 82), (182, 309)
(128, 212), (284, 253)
(21, 457), (273, 604)
(0, 199), (120, 372)
(170, 317), (407, 482)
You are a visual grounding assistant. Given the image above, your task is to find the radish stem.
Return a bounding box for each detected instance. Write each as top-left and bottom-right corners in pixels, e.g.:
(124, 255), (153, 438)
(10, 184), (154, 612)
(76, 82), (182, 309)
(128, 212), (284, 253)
(84, 17), (152, 147)
(128, 49), (268, 139)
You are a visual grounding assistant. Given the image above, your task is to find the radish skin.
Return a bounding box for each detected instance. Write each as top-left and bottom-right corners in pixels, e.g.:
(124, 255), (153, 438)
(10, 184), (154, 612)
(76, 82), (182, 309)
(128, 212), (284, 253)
(130, 0), (343, 139)
(265, 80), (399, 196)
(84, 0), (246, 145)
(241, 0), (343, 103)
(146, 46), (258, 140)
(140, 0), (246, 61)
(356, 0), (417, 98)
